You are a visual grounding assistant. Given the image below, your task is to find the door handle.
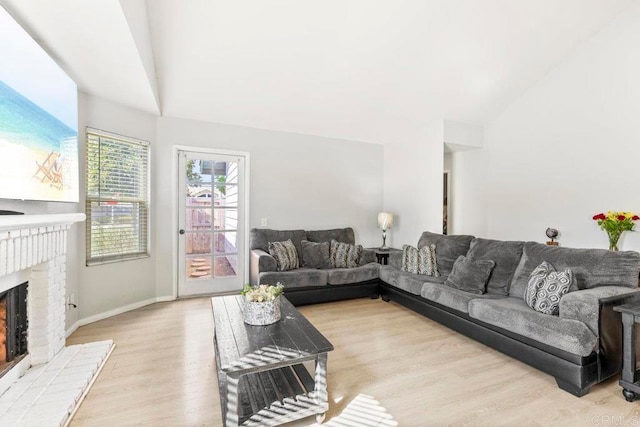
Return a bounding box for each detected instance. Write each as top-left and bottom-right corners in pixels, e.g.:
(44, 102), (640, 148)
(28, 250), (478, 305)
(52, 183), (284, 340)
(179, 229), (185, 235)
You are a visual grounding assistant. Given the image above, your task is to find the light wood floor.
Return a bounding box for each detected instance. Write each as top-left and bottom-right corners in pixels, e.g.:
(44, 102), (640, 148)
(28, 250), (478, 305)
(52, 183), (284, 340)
(67, 297), (640, 426)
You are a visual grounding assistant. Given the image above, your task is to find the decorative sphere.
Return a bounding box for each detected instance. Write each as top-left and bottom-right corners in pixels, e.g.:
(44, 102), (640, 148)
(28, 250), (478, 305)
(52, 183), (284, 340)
(546, 228), (559, 239)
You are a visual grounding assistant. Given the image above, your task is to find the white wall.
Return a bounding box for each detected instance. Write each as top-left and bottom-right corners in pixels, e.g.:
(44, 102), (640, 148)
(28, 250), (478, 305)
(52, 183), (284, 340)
(453, 5), (640, 250)
(383, 120), (444, 247)
(154, 117), (384, 298)
(76, 92), (158, 321)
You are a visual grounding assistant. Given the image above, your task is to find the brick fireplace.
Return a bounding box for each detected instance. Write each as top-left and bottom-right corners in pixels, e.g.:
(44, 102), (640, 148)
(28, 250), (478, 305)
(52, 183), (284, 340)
(0, 213), (114, 426)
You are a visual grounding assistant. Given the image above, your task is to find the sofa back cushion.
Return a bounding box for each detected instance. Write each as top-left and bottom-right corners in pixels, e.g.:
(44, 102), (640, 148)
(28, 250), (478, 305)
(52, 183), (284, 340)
(306, 228), (355, 245)
(467, 238), (524, 295)
(250, 228), (306, 261)
(417, 232), (474, 276)
(510, 241), (640, 299)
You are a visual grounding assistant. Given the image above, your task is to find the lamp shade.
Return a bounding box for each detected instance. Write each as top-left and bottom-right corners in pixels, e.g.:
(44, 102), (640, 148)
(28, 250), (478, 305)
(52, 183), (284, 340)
(378, 212), (393, 230)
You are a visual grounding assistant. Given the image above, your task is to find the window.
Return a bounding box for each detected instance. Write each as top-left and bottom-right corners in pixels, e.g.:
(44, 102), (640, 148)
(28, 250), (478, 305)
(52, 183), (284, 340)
(85, 128), (150, 264)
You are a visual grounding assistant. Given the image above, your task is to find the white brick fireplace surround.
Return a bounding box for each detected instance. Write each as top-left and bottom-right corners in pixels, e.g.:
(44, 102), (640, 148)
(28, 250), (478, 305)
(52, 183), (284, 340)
(0, 214), (114, 427)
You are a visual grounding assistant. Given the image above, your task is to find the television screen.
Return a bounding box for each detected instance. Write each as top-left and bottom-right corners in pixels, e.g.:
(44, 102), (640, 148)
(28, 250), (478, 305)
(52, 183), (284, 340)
(0, 6), (78, 203)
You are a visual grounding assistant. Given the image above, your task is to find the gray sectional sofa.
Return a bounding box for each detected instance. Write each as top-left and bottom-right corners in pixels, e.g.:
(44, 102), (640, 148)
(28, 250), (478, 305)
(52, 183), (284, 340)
(250, 227), (640, 396)
(379, 231), (640, 397)
(250, 227), (379, 305)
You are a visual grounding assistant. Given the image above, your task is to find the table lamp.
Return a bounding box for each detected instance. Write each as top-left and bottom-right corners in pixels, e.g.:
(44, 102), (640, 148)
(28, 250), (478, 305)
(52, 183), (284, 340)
(378, 212), (393, 250)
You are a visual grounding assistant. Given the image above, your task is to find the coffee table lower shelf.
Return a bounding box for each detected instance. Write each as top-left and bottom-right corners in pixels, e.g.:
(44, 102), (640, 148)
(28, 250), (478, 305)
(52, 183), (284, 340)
(216, 358), (328, 426)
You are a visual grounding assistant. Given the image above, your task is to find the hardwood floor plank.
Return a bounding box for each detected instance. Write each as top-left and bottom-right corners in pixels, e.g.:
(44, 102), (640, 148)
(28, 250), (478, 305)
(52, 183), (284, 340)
(68, 297), (634, 426)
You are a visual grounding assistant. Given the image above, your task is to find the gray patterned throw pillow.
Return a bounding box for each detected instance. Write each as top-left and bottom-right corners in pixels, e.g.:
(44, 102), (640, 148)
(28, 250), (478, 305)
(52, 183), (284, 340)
(330, 240), (362, 268)
(401, 245), (419, 274)
(268, 239), (299, 271)
(402, 244), (439, 276)
(525, 261), (573, 315)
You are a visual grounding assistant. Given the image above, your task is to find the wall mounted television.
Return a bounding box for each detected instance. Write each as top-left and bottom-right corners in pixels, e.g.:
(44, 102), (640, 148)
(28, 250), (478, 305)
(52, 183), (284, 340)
(0, 6), (78, 203)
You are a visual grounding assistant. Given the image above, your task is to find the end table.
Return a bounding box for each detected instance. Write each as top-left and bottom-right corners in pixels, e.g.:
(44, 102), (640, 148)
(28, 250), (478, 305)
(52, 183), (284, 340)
(614, 303), (640, 401)
(368, 248), (401, 265)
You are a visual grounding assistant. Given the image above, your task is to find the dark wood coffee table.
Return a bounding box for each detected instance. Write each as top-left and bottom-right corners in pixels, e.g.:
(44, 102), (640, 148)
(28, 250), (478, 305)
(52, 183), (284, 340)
(212, 295), (334, 426)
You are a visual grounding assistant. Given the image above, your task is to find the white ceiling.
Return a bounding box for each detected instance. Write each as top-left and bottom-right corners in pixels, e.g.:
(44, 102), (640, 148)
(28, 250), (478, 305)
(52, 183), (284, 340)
(1, 0), (634, 145)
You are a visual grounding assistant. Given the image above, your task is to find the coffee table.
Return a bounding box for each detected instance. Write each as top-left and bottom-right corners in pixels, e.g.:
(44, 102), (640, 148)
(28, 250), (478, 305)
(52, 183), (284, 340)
(212, 295), (334, 426)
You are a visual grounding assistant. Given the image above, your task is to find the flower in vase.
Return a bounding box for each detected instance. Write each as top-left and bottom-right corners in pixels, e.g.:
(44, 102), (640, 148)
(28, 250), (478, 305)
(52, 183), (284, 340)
(592, 211), (639, 251)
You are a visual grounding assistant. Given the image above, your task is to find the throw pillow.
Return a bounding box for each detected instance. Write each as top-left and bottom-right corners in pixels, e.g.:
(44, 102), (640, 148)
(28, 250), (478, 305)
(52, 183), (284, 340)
(268, 239), (299, 271)
(300, 240), (331, 269)
(402, 244), (439, 276)
(444, 255), (495, 295)
(525, 261), (573, 315)
(401, 245), (419, 274)
(330, 240), (362, 268)
(418, 244), (439, 276)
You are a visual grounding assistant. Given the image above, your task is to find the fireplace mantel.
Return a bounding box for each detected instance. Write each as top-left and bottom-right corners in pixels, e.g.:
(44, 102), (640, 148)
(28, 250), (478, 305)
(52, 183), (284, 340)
(0, 213), (85, 232)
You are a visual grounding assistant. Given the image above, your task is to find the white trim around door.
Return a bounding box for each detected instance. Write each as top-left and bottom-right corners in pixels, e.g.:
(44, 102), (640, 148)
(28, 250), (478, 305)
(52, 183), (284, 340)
(171, 145), (250, 298)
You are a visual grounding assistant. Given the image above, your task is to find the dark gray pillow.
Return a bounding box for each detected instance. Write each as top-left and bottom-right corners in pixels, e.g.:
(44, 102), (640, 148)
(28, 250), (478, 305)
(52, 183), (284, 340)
(444, 255), (495, 295)
(300, 240), (331, 269)
(524, 261), (573, 316)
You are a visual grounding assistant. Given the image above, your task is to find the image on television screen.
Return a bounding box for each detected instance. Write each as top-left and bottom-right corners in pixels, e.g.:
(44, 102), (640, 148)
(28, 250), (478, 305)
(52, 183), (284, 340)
(0, 6), (78, 203)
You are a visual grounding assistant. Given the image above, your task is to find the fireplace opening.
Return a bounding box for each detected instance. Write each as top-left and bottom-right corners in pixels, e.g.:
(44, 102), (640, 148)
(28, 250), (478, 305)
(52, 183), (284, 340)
(0, 282), (28, 378)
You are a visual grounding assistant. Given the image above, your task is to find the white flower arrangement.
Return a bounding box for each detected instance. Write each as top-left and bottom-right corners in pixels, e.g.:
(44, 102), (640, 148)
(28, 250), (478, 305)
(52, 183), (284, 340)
(241, 282), (284, 303)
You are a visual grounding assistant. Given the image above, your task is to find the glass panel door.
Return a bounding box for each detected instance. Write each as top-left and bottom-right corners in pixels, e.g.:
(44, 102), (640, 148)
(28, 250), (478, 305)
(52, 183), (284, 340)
(178, 151), (245, 296)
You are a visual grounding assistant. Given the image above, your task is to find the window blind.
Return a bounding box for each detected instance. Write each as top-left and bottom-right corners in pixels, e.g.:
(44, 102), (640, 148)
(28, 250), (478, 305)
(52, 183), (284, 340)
(86, 128), (150, 265)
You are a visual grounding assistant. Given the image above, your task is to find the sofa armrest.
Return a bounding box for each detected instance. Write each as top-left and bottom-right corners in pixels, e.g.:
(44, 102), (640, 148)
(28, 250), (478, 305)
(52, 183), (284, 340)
(250, 249), (277, 285)
(560, 286), (640, 380)
(389, 251), (402, 269)
(359, 248), (377, 265)
(560, 287), (640, 336)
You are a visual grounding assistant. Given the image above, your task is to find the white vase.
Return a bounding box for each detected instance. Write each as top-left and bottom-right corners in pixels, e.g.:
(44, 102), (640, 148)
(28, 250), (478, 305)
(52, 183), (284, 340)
(243, 296), (281, 326)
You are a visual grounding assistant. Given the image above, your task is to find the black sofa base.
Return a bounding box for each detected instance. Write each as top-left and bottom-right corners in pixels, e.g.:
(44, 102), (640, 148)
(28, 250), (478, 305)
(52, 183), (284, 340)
(285, 279), (379, 306)
(379, 281), (599, 397)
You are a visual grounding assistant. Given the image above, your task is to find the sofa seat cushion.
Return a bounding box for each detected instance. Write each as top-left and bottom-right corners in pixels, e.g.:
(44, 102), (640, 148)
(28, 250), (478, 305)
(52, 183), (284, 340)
(258, 268), (328, 289)
(420, 282), (505, 313)
(468, 297), (597, 357)
(467, 238), (524, 295)
(327, 263), (380, 285)
(510, 242), (640, 299)
(380, 265), (446, 295)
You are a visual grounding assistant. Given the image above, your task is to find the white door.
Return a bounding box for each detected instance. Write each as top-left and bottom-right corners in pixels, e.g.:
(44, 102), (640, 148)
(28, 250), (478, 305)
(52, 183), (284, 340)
(178, 150), (247, 296)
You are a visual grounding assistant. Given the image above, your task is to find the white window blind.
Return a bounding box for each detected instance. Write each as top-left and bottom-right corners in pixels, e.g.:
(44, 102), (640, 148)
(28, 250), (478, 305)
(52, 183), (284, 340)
(86, 128), (150, 265)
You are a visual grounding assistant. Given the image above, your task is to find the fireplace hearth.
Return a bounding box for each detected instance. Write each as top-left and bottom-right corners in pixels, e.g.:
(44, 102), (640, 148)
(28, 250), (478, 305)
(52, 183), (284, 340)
(0, 282), (28, 379)
(0, 213), (117, 427)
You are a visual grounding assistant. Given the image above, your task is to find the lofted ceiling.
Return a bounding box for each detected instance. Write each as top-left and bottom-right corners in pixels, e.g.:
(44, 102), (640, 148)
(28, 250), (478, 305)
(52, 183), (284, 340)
(1, 0), (634, 145)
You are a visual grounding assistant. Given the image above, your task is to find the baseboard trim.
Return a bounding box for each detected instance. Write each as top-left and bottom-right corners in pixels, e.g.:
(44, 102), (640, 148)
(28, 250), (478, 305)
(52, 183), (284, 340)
(65, 295), (175, 337)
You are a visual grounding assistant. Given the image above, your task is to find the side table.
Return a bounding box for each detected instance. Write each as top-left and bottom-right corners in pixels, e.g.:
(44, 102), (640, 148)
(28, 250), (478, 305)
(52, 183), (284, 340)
(368, 248), (401, 265)
(614, 303), (640, 401)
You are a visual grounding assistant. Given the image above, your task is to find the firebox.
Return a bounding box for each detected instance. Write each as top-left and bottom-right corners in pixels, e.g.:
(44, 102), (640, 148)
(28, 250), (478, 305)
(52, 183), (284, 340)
(0, 282), (28, 378)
